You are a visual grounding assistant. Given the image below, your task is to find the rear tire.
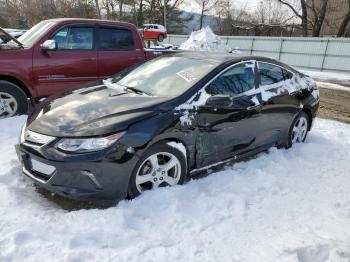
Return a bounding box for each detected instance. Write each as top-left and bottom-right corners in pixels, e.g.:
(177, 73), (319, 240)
(286, 111), (310, 148)
(158, 34), (164, 42)
(128, 143), (187, 199)
(0, 81), (28, 119)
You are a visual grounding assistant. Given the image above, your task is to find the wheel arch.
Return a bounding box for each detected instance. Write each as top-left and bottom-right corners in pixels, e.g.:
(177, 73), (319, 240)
(148, 137), (189, 159)
(0, 75), (32, 99)
(144, 136), (195, 172)
(302, 108), (313, 131)
(158, 33), (165, 40)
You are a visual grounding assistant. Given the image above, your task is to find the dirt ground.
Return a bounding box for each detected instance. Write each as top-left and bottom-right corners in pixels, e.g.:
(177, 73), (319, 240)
(318, 87), (350, 124)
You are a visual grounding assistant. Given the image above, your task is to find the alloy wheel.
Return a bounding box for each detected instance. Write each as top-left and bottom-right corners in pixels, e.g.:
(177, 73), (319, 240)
(0, 92), (18, 118)
(291, 116), (308, 143)
(135, 152), (181, 193)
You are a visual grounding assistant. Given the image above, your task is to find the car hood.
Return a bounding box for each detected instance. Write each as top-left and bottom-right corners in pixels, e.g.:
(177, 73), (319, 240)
(28, 85), (171, 137)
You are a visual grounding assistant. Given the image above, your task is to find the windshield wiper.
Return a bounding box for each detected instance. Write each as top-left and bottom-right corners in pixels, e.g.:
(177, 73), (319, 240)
(125, 86), (152, 96)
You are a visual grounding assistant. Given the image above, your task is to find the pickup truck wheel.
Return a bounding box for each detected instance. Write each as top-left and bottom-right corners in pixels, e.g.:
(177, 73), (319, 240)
(0, 81), (28, 119)
(158, 34), (164, 42)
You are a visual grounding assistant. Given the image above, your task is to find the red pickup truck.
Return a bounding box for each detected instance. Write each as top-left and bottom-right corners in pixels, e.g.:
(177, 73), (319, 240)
(0, 18), (173, 118)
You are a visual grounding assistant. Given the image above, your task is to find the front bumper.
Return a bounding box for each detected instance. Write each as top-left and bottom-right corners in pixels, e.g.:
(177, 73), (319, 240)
(15, 144), (139, 202)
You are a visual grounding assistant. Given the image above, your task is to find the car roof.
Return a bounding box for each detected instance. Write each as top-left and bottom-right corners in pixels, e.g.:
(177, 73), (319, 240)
(170, 51), (297, 71)
(171, 51), (260, 63)
(144, 24), (162, 26)
(44, 18), (135, 28)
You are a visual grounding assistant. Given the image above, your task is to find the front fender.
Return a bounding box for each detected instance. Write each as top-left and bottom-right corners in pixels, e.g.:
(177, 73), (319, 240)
(0, 48), (36, 97)
(120, 111), (197, 170)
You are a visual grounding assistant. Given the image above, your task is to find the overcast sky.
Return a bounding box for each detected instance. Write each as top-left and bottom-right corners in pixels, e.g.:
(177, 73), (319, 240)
(235, 0), (260, 10)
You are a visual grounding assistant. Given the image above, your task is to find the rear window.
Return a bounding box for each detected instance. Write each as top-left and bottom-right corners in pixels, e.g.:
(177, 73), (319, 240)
(258, 63), (285, 86)
(99, 28), (134, 51)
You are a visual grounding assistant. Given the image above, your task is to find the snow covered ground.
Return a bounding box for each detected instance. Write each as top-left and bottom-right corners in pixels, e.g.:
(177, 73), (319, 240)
(302, 70), (350, 92)
(1, 116), (350, 262)
(303, 70), (350, 84)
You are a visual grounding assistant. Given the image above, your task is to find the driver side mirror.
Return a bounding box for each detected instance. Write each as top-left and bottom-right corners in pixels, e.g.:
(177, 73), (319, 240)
(205, 95), (233, 108)
(40, 39), (57, 52)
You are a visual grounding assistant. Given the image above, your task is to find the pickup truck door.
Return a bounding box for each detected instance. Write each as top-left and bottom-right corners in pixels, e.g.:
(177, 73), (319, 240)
(32, 24), (98, 97)
(97, 26), (145, 78)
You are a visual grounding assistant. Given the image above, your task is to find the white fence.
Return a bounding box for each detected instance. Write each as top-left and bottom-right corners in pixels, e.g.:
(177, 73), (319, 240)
(165, 35), (350, 73)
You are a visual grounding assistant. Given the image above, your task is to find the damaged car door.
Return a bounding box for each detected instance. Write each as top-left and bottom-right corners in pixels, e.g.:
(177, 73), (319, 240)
(257, 61), (302, 145)
(195, 61), (264, 168)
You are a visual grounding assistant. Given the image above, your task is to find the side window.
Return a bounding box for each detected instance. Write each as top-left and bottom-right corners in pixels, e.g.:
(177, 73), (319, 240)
(258, 63), (284, 86)
(99, 28), (134, 51)
(283, 68), (294, 80)
(206, 62), (255, 96)
(52, 27), (68, 49)
(51, 26), (94, 50)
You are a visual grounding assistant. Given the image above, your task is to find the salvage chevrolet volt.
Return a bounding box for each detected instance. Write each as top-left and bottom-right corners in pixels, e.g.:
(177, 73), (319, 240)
(15, 52), (320, 202)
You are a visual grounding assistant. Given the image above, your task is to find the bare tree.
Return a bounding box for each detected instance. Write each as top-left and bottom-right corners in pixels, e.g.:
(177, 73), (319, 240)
(277, 0), (308, 36)
(95, 0), (101, 18)
(119, 0), (124, 18)
(0, 0), (98, 28)
(308, 0), (329, 36)
(337, 0), (350, 36)
(255, 0), (293, 25)
(197, 0), (214, 29)
(214, 0), (232, 34)
(277, 0), (329, 37)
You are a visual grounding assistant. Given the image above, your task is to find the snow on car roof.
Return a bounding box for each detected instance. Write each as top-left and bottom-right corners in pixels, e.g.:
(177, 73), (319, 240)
(171, 51), (289, 67)
(144, 24), (163, 26)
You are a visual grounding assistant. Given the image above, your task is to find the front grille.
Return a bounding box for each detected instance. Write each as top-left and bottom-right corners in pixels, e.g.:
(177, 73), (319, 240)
(29, 169), (52, 182)
(23, 167), (53, 183)
(23, 158), (56, 184)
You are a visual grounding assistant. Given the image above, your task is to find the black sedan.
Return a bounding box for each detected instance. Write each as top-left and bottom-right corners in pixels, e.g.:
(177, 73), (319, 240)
(15, 52), (320, 202)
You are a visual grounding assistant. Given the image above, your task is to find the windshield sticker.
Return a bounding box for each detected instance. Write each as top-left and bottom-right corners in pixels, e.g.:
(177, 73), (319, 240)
(176, 70), (197, 82)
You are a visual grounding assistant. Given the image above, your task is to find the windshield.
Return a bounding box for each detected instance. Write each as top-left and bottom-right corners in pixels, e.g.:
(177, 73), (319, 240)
(18, 20), (56, 48)
(111, 56), (218, 97)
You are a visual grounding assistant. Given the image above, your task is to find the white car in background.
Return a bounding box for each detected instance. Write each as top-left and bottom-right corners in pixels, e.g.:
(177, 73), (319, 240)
(0, 28), (27, 44)
(4, 28), (27, 38)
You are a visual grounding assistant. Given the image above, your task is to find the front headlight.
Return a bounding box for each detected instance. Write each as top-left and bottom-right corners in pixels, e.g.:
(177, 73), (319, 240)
(56, 131), (125, 153)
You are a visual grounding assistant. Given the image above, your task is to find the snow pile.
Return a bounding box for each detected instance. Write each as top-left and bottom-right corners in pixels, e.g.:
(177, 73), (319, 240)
(1, 116), (350, 261)
(180, 27), (230, 52)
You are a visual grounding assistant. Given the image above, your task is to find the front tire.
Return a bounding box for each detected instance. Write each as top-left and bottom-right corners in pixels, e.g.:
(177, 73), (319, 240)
(128, 143), (187, 199)
(0, 81), (28, 119)
(158, 34), (164, 42)
(287, 111), (310, 148)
